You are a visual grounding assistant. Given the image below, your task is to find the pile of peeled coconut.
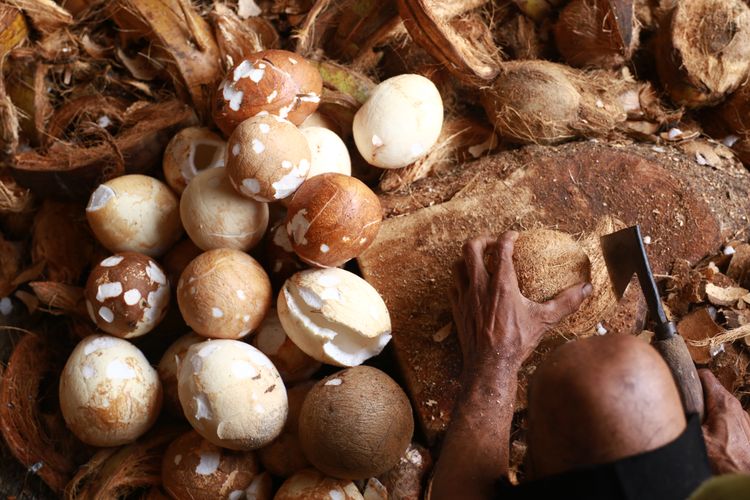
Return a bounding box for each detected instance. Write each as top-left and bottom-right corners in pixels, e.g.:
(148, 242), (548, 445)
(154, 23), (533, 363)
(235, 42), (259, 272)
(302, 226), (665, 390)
(59, 48), (608, 499)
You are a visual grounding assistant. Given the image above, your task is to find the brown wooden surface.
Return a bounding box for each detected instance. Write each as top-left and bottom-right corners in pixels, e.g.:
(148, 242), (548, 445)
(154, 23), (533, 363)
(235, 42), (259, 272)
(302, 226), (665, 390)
(358, 141), (750, 442)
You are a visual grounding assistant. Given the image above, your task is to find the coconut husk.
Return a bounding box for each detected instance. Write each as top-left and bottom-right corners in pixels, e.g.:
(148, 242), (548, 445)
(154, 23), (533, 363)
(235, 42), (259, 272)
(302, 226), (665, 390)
(210, 2), (280, 70)
(0, 78), (18, 161)
(677, 307), (723, 364)
(0, 6), (28, 59)
(0, 332), (90, 493)
(0, 173), (33, 215)
(511, 0), (563, 22)
(494, 11), (547, 61)
(701, 83), (750, 167)
(5, 0), (73, 34)
(0, 234), (22, 298)
(376, 442), (431, 500)
(726, 243), (750, 289)
(555, 0), (639, 69)
(31, 201), (94, 284)
(705, 282), (748, 307)
(709, 342), (749, 394)
(64, 426), (186, 500)
(326, 0), (400, 62)
(313, 60), (377, 105)
(10, 99), (197, 200)
(4, 57), (52, 148)
(655, 0), (750, 108)
(29, 282), (86, 317)
(481, 60), (627, 145)
(107, 0), (222, 120)
(397, 0), (501, 85)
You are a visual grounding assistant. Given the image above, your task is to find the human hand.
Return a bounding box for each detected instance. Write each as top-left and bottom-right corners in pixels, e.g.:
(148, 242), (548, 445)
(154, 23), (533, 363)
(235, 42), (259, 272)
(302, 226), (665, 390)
(700, 369), (750, 474)
(449, 232), (592, 377)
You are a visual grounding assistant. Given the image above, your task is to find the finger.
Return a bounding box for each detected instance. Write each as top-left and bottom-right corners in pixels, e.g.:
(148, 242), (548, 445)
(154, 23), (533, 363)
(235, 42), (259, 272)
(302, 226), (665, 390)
(453, 261), (469, 301)
(539, 282), (593, 325)
(699, 369), (732, 411)
(462, 235), (495, 283)
(491, 231), (520, 293)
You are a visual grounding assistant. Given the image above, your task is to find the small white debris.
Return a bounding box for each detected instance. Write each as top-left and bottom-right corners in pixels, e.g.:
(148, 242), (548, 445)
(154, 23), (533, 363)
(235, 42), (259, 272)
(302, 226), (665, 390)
(0, 297), (12, 316)
(724, 246), (736, 256)
(651, 146), (666, 153)
(96, 116), (111, 128)
(667, 128), (683, 141)
(695, 153), (708, 166)
(723, 134), (740, 148)
(288, 57), (298, 65)
(710, 343), (725, 357)
(425, 399), (437, 407)
(596, 323), (608, 336)
(595, 99), (604, 108)
(325, 378), (342, 386)
(643, 235), (652, 245)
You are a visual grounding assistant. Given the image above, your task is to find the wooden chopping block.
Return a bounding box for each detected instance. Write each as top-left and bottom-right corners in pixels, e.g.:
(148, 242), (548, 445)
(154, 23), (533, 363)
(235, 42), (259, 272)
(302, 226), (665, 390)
(358, 141), (750, 443)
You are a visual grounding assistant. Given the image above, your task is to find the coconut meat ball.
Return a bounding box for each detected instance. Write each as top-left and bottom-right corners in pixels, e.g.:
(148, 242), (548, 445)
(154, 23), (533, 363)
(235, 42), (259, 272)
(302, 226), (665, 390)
(59, 335), (162, 447)
(300, 126), (351, 178)
(162, 429), (271, 500)
(226, 115), (311, 202)
(278, 268), (391, 367)
(176, 249), (272, 339)
(180, 168), (269, 251)
(163, 127), (227, 194)
(274, 469), (363, 500)
(353, 74), (444, 169)
(84, 252), (170, 338)
(251, 309), (321, 383)
(86, 174), (183, 257)
(177, 339), (288, 450)
(158, 332), (204, 416)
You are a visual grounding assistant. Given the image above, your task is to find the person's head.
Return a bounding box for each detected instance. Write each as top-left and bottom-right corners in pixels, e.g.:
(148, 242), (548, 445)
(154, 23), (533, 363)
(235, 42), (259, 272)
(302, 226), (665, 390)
(526, 333), (686, 479)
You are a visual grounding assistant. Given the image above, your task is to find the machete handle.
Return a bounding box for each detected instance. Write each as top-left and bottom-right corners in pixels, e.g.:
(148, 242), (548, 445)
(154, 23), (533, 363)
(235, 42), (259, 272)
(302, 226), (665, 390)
(653, 334), (705, 421)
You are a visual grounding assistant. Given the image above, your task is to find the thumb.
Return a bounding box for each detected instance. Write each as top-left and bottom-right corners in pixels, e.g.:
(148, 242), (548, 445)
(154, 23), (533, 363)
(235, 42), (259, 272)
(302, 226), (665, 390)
(540, 282), (593, 326)
(699, 368), (729, 413)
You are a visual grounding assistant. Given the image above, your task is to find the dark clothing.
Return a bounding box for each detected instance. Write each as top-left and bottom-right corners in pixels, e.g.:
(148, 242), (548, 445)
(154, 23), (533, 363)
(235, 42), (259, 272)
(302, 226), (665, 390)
(500, 414), (711, 499)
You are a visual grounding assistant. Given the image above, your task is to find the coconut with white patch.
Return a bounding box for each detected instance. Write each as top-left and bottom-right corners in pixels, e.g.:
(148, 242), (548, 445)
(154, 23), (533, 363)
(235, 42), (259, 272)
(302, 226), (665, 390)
(274, 469), (363, 500)
(59, 335), (162, 447)
(163, 127), (227, 194)
(86, 174), (183, 257)
(284, 174), (382, 268)
(158, 332), (204, 417)
(300, 126), (352, 179)
(258, 381), (315, 478)
(353, 74), (444, 169)
(177, 249), (272, 339)
(84, 252), (170, 338)
(277, 268), (391, 366)
(252, 309), (321, 383)
(298, 367), (414, 480)
(180, 168), (269, 251)
(177, 340), (288, 450)
(162, 429), (271, 500)
(212, 50), (323, 136)
(226, 115), (311, 202)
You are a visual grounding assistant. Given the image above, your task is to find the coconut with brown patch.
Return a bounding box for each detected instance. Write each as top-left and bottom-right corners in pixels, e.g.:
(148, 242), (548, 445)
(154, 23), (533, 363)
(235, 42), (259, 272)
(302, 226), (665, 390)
(212, 49), (323, 136)
(86, 174), (183, 257)
(251, 309), (321, 383)
(59, 335), (162, 447)
(655, 0), (750, 108)
(180, 167), (269, 251)
(511, 225), (618, 336)
(157, 332), (203, 417)
(298, 367), (414, 480)
(163, 127), (227, 194)
(274, 469), (363, 500)
(258, 381), (315, 477)
(161, 429), (272, 500)
(225, 115), (311, 202)
(284, 173), (382, 268)
(278, 268), (391, 367)
(177, 249), (272, 340)
(352, 74), (443, 169)
(177, 340), (288, 450)
(480, 60), (627, 144)
(301, 126), (352, 179)
(84, 252), (170, 339)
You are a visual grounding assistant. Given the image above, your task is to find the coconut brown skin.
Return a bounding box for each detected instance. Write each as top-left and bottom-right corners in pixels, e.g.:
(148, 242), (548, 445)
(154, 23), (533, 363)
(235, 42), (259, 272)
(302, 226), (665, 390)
(212, 49), (323, 136)
(226, 115), (311, 202)
(162, 429), (264, 500)
(157, 332), (203, 417)
(84, 252), (170, 338)
(176, 249), (272, 339)
(285, 173), (382, 268)
(275, 469), (363, 500)
(298, 366), (414, 480)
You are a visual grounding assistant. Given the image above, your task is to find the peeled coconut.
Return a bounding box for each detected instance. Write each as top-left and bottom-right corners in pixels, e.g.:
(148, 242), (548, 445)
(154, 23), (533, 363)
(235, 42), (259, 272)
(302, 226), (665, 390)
(300, 126), (352, 178)
(275, 469), (363, 500)
(353, 74), (444, 169)
(298, 367), (414, 480)
(251, 309), (321, 383)
(162, 127), (226, 194)
(177, 339), (287, 450)
(162, 429), (271, 500)
(258, 381), (315, 477)
(277, 268), (391, 367)
(511, 225), (618, 336)
(59, 335), (162, 447)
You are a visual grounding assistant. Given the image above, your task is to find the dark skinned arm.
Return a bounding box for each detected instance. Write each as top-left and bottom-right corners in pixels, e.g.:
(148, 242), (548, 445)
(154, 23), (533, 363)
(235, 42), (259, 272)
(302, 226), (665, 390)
(430, 232), (592, 500)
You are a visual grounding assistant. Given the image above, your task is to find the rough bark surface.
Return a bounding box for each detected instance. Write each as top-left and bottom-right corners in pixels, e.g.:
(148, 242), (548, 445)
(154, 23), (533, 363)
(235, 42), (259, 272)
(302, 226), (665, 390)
(358, 141), (750, 441)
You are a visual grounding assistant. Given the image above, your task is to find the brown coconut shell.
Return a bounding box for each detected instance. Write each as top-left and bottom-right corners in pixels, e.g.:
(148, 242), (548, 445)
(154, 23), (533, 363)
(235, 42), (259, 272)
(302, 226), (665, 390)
(702, 83), (750, 167)
(481, 60), (627, 145)
(298, 367), (414, 480)
(655, 0), (750, 108)
(555, 0), (640, 69)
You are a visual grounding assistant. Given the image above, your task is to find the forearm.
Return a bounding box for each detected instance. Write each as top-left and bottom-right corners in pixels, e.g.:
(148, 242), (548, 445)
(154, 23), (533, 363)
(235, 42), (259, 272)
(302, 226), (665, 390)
(430, 363), (519, 500)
